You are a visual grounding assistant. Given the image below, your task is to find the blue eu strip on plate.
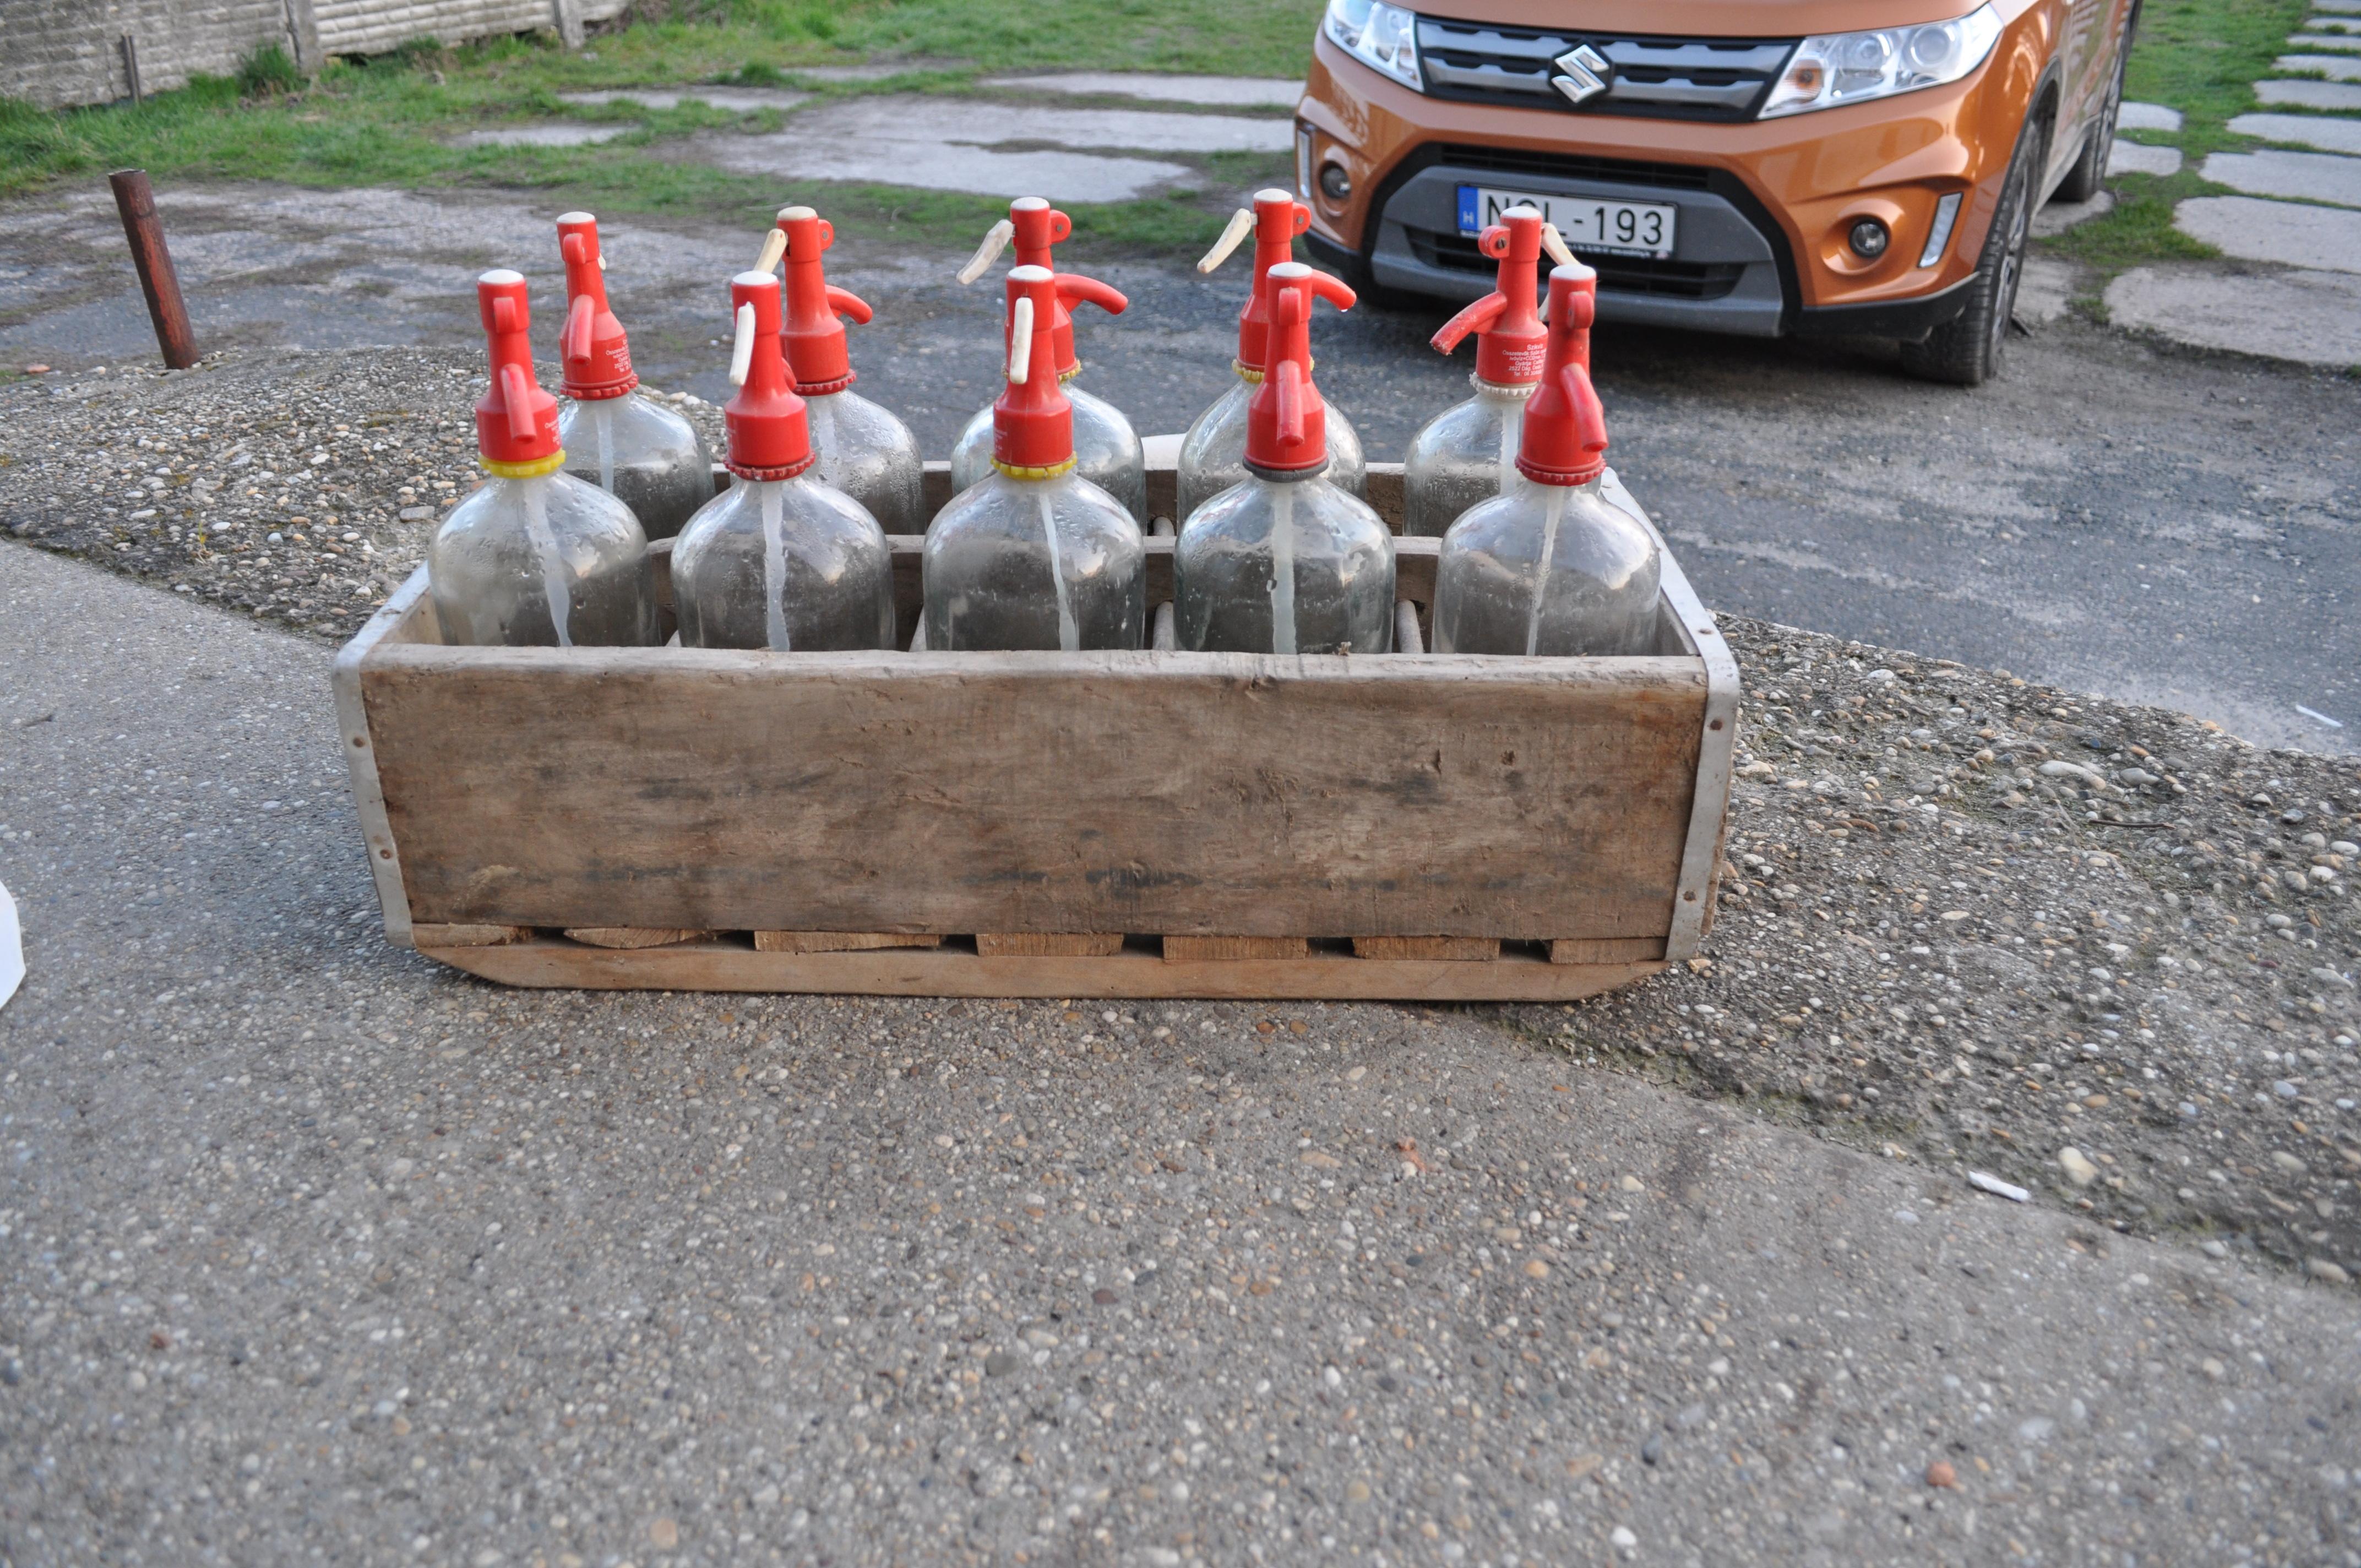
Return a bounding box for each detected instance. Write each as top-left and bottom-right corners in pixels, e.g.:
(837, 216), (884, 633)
(1456, 184), (1481, 236)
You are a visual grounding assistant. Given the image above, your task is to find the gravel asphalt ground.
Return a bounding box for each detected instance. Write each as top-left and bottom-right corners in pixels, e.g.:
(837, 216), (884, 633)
(6, 507), (2361, 1562)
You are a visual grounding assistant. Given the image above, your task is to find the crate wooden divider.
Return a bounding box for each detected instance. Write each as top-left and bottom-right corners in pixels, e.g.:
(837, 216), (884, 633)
(333, 457), (1738, 999)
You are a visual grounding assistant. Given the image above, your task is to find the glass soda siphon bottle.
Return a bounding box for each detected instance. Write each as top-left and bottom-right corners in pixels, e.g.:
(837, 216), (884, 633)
(1176, 187), (1366, 525)
(552, 213), (715, 540)
(429, 269), (659, 647)
(749, 204), (927, 532)
(1401, 205), (1580, 537)
(946, 198), (1146, 526)
(1433, 263), (1661, 657)
(1176, 263), (1394, 655)
(670, 270), (896, 652)
(923, 264), (1145, 652)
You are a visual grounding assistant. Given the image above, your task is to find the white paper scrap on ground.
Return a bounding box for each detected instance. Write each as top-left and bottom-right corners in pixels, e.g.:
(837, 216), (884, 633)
(0, 880), (21, 1012)
(1968, 1170), (2030, 1202)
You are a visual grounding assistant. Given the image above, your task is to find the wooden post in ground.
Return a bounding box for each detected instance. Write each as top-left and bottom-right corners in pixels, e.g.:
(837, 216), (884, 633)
(107, 171), (198, 370)
(283, 0), (325, 77)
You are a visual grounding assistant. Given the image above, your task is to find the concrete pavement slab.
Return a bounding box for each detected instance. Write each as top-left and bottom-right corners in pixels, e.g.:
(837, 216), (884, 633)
(2277, 52), (2361, 79)
(2031, 189), (2113, 236)
(2116, 101), (2183, 131)
(2202, 146), (2361, 206)
(4, 537), (2359, 1567)
(2291, 32), (2361, 50)
(2107, 141), (2183, 177)
(2255, 77), (2361, 108)
(2311, 15), (2361, 31)
(2105, 264), (2361, 366)
(2176, 193), (2361, 270)
(2229, 110), (2361, 153)
(445, 124), (633, 149)
(2013, 254), (2079, 323)
(558, 86), (810, 113)
(978, 73), (1302, 107)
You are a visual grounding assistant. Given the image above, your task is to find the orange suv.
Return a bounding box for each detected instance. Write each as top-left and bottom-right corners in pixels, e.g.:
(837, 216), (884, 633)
(1295, 1), (2136, 384)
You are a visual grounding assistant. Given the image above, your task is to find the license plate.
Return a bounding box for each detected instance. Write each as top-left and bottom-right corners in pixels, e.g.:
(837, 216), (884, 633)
(1456, 185), (1677, 259)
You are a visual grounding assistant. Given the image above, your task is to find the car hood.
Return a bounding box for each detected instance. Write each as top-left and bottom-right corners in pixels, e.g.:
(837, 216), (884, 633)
(1410, 1), (1982, 34)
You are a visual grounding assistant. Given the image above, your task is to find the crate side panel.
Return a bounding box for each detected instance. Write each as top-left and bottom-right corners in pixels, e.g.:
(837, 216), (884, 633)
(363, 651), (1703, 939)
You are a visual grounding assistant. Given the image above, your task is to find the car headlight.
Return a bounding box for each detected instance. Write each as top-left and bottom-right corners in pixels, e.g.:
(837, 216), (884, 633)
(1324, 0), (1422, 92)
(1759, 3), (2003, 118)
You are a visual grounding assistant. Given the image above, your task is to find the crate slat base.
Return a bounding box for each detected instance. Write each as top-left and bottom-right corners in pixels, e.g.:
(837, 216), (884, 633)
(753, 931), (944, 954)
(412, 922), (532, 948)
(417, 937), (1663, 1001)
(1352, 937), (1501, 961)
(976, 933), (1126, 957)
(1163, 936), (1310, 962)
(563, 927), (716, 950)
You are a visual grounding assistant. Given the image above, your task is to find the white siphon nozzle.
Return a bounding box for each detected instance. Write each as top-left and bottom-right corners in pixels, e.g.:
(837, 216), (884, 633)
(728, 302), (756, 387)
(754, 226), (788, 276)
(1540, 222), (1577, 269)
(1007, 295), (1035, 383)
(1197, 208), (1256, 274)
(957, 219), (1017, 285)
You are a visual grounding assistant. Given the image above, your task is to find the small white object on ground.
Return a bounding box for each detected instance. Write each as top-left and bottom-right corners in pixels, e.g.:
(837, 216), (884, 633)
(2297, 704), (2347, 728)
(2228, 111), (2361, 154)
(1970, 1170), (2031, 1202)
(2058, 1147), (2101, 1188)
(0, 880), (20, 1012)
(2254, 78), (2361, 108)
(979, 73), (1303, 107)
(2175, 194), (2361, 271)
(2108, 141), (2184, 177)
(2117, 101), (2184, 132)
(2201, 148), (2361, 208)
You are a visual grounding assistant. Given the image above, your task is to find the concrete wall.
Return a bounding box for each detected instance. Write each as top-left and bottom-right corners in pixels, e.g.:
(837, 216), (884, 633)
(0, 0), (634, 110)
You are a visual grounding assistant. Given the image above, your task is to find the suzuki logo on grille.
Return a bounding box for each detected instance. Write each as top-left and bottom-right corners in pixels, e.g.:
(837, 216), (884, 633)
(1551, 43), (1612, 106)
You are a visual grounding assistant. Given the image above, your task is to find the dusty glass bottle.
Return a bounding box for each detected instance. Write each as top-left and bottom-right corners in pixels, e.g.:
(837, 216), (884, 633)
(1177, 188), (1366, 524)
(946, 198), (1146, 525)
(924, 265), (1145, 652)
(671, 270), (896, 652)
(749, 204), (927, 532)
(552, 213), (714, 541)
(1435, 264), (1661, 657)
(1177, 263), (1392, 655)
(1402, 206), (1568, 537)
(429, 270), (658, 648)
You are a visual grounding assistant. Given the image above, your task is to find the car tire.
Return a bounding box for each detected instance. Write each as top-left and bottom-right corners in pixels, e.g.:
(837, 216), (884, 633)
(2053, 39), (2127, 204)
(1899, 113), (2043, 388)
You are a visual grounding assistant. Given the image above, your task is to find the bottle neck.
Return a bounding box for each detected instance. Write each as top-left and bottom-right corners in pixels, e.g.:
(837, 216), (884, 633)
(1473, 373), (1539, 402)
(1243, 456), (1331, 485)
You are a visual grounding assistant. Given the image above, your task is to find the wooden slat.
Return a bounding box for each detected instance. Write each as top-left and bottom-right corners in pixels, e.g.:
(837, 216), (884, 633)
(1163, 935), (1309, 961)
(1352, 936), (1499, 961)
(411, 922), (532, 948)
(564, 926), (715, 949)
(1551, 937), (1667, 964)
(976, 933), (1125, 957)
(420, 937), (1662, 1001)
(753, 930), (943, 954)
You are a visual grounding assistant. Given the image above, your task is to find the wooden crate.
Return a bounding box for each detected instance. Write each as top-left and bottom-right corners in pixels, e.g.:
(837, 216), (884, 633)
(332, 457), (1738, 1000)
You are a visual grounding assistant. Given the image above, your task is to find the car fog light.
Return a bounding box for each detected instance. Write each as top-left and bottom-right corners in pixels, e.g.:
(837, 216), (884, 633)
(1848, 219), (1890, 259)
(1319, 162), (1353, 200)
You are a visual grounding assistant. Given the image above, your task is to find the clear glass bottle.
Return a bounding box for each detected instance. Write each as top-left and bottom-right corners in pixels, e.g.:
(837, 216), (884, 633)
(1176, 262), (1392, 655)
(765, 204), (927, 532)
(945, 198), (1145, 525)
(1401, 205), (1554, 538)
(429, 268), (658, 648)
(925, 264), (1145, 651)
(552, 213), (714, 540)
(1433, 262), (1662, 657)
(672, 473), (895, 651)
(672, 268), (897, 651)
(1177, 188), (1367, 525)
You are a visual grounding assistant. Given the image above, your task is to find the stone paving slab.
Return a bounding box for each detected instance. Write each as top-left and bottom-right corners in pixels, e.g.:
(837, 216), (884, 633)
(2014, 254), (2079, 324)
(979, 73), (1301, 107)
(2107, 140), (2183, 176)
(2202, 146), (2361, 207)
(2117, 100), (2184, 130)
(447, 124), (633, 149)
(699, 94), (1288, 202)
(2278, 52), (2361, 79)
(2291, 32), (2361, 50)
(2256, 77), (2361, 108)
(2230, 110), (2361, 153)
(2177, 193), (2361, 270)
(2313, 15), (2361, 31)
(2106, 264), (2361, 366)
(2315, 0), (2361, 12)
(2031, 189), (2113, 236)
(558, 86), (809, 113)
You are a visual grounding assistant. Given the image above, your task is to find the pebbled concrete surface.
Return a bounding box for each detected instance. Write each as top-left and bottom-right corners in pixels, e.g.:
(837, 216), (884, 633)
(2105, 265), (2361, 369)
(4, 540), (2360, 1567)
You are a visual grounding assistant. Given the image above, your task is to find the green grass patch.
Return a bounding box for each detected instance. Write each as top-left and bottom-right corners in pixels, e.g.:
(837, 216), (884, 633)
(0, 0), (1319, 252)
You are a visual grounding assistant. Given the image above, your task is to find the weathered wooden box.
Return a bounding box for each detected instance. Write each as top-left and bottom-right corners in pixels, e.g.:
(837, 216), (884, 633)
(332, 456), (1737, 1000)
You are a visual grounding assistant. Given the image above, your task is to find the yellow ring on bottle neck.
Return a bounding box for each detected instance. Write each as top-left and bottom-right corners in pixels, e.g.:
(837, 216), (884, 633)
(992, 455), (1079, 481)
(480, 451), (567, 480)
(1058, 363), (1082, 384)
(1233, 356), (1314, 386)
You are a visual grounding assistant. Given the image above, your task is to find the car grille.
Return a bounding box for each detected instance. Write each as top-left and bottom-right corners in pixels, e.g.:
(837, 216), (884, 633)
(1428, 143), (1713, 192)
(1402, 223), (1747, 301)
(1416, 18), (1795, 123)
